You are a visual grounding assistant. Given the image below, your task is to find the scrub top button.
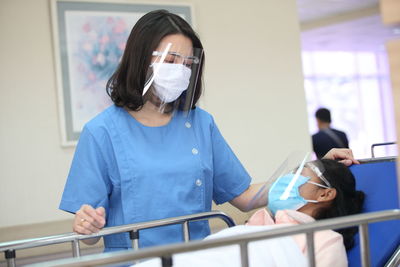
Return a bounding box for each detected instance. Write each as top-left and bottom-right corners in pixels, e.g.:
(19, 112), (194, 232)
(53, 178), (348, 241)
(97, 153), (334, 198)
(185, 122), (191, 128)
(192, 148), (198, 155)
(196, 179), (202, 186)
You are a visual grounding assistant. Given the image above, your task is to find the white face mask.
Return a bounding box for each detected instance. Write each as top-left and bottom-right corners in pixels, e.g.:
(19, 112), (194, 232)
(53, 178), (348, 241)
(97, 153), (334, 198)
(151, 63), (192, 103)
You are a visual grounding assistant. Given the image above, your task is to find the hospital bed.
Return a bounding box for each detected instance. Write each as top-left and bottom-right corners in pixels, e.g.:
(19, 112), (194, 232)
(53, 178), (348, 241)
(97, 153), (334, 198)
(21, 210), (399, 267)
(0, 211), (235, 267)
(1, 157), (399, 267)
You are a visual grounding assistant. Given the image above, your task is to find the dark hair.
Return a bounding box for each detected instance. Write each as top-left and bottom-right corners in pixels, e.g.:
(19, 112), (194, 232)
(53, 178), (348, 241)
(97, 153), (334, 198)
(315, 108), (331, 123)
(314, 159), (365, 250)
(106, 9), (204, 111)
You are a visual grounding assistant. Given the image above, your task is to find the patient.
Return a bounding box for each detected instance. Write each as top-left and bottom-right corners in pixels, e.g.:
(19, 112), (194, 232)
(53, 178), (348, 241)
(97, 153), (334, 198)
(136, 159), (364, 267)
(246, 158), (365, 266)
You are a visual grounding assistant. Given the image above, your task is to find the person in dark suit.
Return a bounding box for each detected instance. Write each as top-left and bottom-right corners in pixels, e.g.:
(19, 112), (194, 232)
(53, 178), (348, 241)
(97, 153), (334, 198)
(312, 108), (349, 158)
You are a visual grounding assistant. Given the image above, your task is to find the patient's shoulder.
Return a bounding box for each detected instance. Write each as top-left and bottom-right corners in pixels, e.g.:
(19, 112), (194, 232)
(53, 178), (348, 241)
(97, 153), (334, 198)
(314, 230), (347, 267)
(314, 230), (346, 254)
(246, 209), (275, 225)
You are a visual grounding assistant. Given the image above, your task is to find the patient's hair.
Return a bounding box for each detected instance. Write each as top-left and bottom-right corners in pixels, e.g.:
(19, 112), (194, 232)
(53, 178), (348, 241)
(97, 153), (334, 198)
(314, 159), (365, 250)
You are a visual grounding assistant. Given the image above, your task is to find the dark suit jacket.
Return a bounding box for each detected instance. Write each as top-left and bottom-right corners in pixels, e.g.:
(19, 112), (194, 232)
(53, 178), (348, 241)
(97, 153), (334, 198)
(312, 128), (349, 158)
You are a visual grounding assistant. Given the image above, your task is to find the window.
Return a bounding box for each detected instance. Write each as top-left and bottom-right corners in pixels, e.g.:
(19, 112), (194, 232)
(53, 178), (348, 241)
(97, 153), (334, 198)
(303, 51), (397, 158)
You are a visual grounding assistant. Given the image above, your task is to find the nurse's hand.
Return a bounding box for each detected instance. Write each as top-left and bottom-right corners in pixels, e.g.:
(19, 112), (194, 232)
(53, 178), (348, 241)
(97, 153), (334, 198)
(73, 204), (106, 235)
(323, 148), (360, 166)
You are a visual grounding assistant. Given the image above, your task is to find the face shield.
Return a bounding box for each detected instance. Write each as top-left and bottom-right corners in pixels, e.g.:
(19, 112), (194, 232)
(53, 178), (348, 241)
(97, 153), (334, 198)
(246, 152), (331, 214)
(142, 42), (203, 116)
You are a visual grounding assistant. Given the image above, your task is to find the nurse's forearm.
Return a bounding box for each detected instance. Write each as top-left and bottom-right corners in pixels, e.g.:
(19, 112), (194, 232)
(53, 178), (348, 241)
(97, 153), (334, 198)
(230, 183), (266, 212)
(81, 237), (101, 245)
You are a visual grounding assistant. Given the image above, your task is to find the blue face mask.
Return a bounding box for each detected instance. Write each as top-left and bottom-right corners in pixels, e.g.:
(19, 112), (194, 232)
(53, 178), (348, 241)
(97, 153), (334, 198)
(267, 173), (325, 216)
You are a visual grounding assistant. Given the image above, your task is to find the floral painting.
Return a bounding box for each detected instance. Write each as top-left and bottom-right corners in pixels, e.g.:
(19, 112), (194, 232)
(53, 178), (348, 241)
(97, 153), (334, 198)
(66, 12), (140, 133)
(51, 1), (192, 145)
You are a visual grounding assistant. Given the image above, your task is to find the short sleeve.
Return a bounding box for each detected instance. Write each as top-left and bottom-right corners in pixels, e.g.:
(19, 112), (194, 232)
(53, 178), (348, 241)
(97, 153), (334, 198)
(211, 118), (251, 204)
(59, 126), (111, 214)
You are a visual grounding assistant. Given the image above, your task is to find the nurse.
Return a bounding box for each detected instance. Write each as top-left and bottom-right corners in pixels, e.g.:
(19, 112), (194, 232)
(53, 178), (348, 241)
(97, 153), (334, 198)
(59, 10), (358, 252)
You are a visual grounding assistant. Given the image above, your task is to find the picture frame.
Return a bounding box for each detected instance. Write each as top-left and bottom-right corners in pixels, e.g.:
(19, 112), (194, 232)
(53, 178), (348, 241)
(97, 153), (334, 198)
(50, 0), (194, 146)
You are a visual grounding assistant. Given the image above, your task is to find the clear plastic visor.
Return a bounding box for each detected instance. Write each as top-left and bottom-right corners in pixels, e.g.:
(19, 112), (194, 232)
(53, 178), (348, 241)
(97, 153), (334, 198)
(246, 152), (329, 210)
(142, 42), (203, 115)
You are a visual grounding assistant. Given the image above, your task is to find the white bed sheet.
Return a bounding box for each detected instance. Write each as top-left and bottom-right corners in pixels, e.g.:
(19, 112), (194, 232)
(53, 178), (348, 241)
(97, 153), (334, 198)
(133, 225), (307, 267)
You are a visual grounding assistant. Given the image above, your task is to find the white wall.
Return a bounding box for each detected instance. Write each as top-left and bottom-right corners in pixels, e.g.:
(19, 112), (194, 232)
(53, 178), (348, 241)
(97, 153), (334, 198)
(0, 0), (311, 228)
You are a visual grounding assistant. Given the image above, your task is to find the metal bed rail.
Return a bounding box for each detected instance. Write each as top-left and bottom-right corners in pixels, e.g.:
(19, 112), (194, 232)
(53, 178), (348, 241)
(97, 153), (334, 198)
(370, 142), (396, 158)
(357, 156), (397, 164)
(0, 211), (235, 267)
(28, 209), (400, 267)
(385, 245), (400, 267)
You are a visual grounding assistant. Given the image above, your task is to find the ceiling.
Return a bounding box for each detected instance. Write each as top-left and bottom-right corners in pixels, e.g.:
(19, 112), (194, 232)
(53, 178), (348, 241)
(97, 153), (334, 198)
(297, 0), (400, 51)
(301, 15), (400, 51)
(297, 0), (379, 22)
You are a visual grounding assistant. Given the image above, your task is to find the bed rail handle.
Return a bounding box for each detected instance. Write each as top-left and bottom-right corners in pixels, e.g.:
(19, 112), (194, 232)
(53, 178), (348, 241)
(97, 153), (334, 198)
(371, 142), (396, 158)
(385, 245), (400, 267)
(0, 210), (235, 267)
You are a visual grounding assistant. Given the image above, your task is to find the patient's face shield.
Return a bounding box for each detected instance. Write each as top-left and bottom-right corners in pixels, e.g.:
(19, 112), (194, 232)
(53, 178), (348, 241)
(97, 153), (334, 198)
(246, 152), (329, 211)
(142, 42), (203, 115)
(303, 161), (331, 188)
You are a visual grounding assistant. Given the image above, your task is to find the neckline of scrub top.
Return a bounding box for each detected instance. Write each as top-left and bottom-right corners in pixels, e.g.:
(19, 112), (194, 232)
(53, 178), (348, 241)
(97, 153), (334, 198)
(122, 107), (180, 129)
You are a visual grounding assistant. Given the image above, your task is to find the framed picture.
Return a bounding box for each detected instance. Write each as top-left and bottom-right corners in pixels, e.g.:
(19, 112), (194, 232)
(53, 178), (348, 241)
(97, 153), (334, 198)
(50, 0), (193, 146)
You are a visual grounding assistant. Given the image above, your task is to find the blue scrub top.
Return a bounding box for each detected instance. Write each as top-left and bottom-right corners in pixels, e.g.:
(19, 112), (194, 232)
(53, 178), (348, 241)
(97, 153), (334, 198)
(59, 105), (251, 251)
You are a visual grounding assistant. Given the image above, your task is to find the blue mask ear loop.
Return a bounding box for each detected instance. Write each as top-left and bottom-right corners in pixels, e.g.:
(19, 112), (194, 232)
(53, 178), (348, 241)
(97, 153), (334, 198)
(280, 153), (310, 201)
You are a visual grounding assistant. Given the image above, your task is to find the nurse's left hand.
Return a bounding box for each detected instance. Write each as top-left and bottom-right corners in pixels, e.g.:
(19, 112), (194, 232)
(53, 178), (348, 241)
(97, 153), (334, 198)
(323, 148), (360, 166)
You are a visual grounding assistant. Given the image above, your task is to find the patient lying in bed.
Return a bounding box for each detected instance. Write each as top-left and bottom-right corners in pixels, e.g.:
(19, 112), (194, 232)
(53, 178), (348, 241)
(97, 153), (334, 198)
(136, 159), (365, 267)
